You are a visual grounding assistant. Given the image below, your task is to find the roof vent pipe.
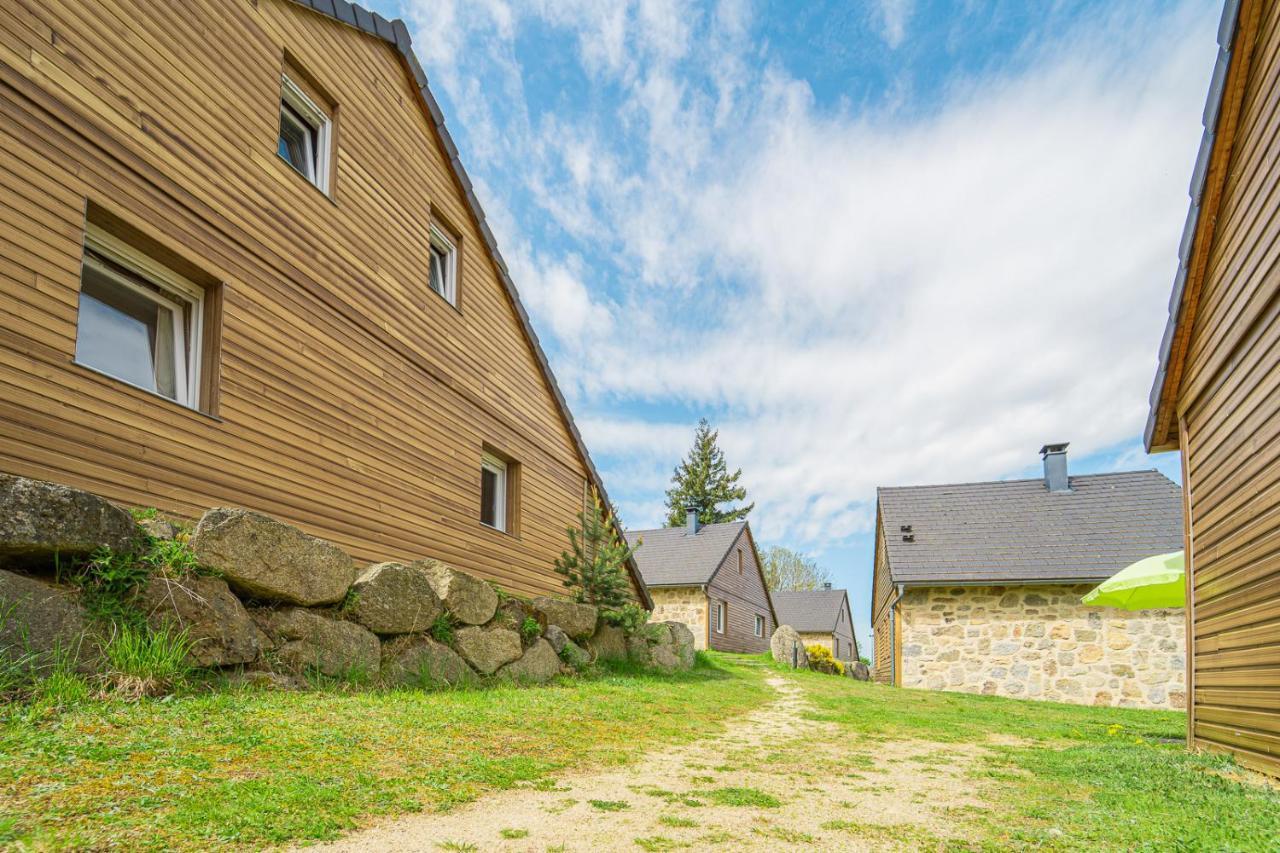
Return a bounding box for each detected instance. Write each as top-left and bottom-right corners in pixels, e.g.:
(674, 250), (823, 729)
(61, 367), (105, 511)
(685, 502), (701, 535)
(1040, 442), (1071, 492)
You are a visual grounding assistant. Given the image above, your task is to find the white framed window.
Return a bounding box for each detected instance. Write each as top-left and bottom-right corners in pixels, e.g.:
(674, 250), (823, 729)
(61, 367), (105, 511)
(715, 601), (726, 634)
(428, 224), (458, 306)
(278, 75), (331, 192)
(480, 452), (508, 531)
(75, 226), (204, 409)
(754, 614), (764, 637)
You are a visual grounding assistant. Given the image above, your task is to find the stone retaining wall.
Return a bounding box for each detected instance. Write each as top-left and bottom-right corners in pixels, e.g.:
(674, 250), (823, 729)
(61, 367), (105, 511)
(899, 584), (1185, 709)
(0, 474), (694, 691)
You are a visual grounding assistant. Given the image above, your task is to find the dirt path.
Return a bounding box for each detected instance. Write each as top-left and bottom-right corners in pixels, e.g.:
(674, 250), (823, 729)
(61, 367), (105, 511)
(308, 673), (991, 851)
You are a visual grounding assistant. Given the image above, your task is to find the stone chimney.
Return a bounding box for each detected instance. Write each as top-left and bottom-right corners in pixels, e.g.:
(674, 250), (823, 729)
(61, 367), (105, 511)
(1040, 443), (1071, 492)
(823, 582), (832, 590)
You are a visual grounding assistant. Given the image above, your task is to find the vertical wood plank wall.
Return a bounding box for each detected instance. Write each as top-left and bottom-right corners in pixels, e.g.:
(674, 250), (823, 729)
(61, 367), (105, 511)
(0, 0), (611, 599)
(871, 515), (895, 681)
(707, 527), (774, 654)
(1179, 0), (1280, 777)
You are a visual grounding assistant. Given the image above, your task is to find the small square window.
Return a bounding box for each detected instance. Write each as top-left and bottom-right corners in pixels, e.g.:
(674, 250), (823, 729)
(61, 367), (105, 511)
(754, 614), (765, 637)
(278, 76), (331, 192)
(428, 224), (458, 306)
(480, 452), (508, 531)
(76, 227), (205, 409)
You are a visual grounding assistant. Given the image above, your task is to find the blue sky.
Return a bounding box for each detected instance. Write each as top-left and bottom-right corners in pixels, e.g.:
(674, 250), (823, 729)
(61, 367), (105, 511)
(367, 0), (1215, 655)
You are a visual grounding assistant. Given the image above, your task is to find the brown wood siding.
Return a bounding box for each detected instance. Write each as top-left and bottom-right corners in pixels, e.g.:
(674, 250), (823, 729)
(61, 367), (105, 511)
(707, 526), (774, 654)
(1179, 0), (1280, 777)
(831, 597), (858, 661)
(0, 0), (626, 600)
(871, 509), (895, 681)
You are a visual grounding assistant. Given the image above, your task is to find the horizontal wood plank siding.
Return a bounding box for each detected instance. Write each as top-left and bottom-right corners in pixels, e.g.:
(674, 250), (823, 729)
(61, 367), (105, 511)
(871, 512), (894, 681)
(707, 526), (774, 654)
(0, 0), (617, 600)
(1180, 0), (1280, 777)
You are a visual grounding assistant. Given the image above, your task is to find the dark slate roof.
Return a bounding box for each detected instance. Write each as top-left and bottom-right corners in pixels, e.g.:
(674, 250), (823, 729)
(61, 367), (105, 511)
(279, 1), (648, 606)
(771, 589), (849, 633)
(1145, 0), (1241, 450)
(624, 523), (746, 586)
(878, 471), (1183, 586)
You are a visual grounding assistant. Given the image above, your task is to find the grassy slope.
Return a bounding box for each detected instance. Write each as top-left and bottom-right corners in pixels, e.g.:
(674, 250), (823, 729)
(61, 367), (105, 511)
(789, 664), (1280, 851)
(6, 654), (1279, 851)
(0, 658), (772, 850)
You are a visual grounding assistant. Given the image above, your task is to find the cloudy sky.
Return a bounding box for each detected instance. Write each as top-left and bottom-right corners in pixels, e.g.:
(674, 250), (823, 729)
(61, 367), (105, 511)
(367, 0), (1216, 654)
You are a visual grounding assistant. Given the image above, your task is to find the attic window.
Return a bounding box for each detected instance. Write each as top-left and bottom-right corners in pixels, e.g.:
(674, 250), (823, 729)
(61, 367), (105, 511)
(428, 223), (458, 306)
(278, 75), (331, 193)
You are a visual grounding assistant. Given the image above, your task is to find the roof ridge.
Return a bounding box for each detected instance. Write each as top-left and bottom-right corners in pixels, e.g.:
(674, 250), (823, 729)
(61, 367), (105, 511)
(877, 469), (1165, 493)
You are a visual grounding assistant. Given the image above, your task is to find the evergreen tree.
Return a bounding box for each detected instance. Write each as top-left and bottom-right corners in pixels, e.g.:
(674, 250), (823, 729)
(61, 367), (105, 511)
(554, 489), (638, 607)
(664, 418), (754, 527)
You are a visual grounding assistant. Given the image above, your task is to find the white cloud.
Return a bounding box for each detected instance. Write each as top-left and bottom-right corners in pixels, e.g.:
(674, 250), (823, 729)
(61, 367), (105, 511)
(874, 0), (914, 49)
(407, 0), (1218, 553)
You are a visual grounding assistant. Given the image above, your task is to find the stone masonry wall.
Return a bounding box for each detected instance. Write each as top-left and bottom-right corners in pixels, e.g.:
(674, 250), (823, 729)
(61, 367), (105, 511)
(900, 585), (1185, 710)
(799, 632), (833, 654)
(649, 586), (708, 651)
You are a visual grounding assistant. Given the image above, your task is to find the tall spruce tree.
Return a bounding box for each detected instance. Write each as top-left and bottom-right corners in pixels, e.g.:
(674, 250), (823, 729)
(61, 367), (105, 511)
(664, 418), (754, 527)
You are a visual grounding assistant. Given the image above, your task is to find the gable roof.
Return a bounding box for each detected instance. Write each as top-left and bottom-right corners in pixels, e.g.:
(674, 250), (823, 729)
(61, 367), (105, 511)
(279, 0), (649, 606)
(1146, 0), (1254, 451)
(771, 589), (850, 634)
(624, 522), (746, 587)
(877, 471), (1183, 586)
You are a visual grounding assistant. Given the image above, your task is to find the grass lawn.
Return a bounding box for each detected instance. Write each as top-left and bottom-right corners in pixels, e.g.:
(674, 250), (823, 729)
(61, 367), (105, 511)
(0, 657), (772, 850)
(4, 654), (1279, 851)
(789, 663), (1280, 851)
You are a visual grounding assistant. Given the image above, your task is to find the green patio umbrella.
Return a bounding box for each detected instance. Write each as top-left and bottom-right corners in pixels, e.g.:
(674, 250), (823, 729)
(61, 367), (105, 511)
(1082, 551), (1185, 610)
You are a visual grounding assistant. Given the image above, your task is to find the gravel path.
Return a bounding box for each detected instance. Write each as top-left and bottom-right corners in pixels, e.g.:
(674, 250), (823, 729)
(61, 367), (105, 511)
(306, 673), (990, 851)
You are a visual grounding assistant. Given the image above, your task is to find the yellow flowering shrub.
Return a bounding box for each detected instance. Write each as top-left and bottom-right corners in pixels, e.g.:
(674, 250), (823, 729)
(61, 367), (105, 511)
(806, 644), (845, 676)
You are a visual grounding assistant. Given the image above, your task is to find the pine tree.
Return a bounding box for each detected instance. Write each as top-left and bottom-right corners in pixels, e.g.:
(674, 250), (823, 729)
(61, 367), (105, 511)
(554, 489), (637, 607)
(664, 418), (754, 527)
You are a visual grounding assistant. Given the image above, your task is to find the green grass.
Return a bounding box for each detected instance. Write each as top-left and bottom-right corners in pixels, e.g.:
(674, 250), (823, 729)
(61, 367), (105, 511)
(0, 656), (770, 850)
(694, 786), (780, 808)
(498, 827), (529, 839)
(588, 799), (630, 811)
(790, 665), (1280, 851)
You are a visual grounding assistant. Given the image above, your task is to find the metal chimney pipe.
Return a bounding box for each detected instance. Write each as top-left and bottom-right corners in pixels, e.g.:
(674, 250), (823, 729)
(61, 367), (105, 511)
(684, 502), (701, 535)
(1040, 443), (1071, 492)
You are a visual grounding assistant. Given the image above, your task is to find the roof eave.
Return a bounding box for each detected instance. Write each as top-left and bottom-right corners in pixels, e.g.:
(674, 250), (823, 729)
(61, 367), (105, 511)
(1145, 0), (1246, 453)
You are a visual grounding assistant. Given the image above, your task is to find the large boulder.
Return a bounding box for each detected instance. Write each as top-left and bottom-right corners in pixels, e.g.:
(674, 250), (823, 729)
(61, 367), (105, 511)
(626, 633), (653, 666)
(417, 560), (497, 625)
(453, 625), (522, 675)
(664, 621), (696, 669)
(190, 508), (355, 606)
(530, 597), (597, 640)
(0, 474), (139, 569)
(381, 636), (476, 687)
(651, 644), (682, 671)
(543, 624), (569, 654)
(347, 562), (443, 635)
(253, 607), (379, 678)
(0, 569), (97, 672)
(497, 638), (561, 684)
(771, 625), (809, 669)
(849, 661), (871, 681)
(136, 574), (259, 667)
(586, 622), (627, 662)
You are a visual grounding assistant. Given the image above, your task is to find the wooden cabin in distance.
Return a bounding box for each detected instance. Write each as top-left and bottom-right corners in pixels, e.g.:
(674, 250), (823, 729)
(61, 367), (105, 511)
(0, 0), (647, 604)
(626, 513), (777, 653)
(770, 587), (859, 663)
(1145, 0), (1280, 777)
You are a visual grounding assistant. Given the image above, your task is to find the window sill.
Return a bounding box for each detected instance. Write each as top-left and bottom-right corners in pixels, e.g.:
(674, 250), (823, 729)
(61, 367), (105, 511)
(69, 360), (222, 424)
(479, 521), (519, 540)
(276, 153), (337, 207)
